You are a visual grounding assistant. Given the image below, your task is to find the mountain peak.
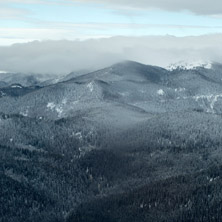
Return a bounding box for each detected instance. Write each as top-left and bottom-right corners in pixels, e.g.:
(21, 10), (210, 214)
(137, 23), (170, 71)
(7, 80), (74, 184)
(166, 60), (212, 71)
(111, 60), (147, 68)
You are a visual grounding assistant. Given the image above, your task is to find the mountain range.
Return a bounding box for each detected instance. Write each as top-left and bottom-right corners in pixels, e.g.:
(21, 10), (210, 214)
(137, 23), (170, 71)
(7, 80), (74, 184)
(1, 61), (222, 222)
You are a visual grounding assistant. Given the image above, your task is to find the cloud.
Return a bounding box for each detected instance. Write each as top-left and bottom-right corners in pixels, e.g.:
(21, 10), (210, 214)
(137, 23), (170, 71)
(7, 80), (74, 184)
(70, 0), (222, 15)
(0, 26), (111, 46)
(2, 0), (222, 16)
(0, 0), (72, 21)
(0, 34), (222, 74)
(0, 3), (29, 19)
(1, 22), (221, 46)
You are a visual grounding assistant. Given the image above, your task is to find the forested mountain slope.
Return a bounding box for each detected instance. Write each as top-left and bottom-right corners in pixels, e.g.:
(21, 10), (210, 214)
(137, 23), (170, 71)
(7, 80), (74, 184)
(1, 61), (222, 221)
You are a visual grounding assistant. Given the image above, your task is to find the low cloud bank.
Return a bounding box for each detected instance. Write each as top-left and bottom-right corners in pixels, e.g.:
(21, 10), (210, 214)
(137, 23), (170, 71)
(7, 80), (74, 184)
(0, 35), (222, 74)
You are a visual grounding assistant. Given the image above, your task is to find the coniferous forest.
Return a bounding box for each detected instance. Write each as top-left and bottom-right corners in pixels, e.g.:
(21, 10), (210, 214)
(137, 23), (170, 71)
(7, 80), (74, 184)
(1, 61), (222, 221)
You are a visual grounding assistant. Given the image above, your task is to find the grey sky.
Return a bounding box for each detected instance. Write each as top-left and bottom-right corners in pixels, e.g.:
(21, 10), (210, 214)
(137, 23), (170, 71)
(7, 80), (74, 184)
(72, 0), (222, 15)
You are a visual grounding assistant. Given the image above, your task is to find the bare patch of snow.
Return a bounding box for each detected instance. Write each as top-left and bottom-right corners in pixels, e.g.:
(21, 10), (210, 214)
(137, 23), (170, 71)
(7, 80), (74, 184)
(87, 82), (94, 92)
(20, 109), (29, 117)
(210, 95), (221, 110)
(55, 107), (63, 116)
(157, 89), (165, 96)
(74, 132), (83, 140)
(175, 88), (186, 92)
(166, 60), (212, 71)
(193, 94), (222, 112)
(47, 102), (64, 117)
(47, 102), (56, 110)
(11, 85), (22, 88)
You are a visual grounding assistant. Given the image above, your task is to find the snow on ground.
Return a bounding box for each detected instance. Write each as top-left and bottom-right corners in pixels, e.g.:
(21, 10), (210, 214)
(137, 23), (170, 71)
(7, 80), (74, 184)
(193, 94), (222, 112)
(20, 110), (29, 117)
(166, 61), (212, 71)
(73, 132), (83, 140)
(175, 88), (186, 92)
(47, 102), (56, 110)
(11, 85), (22, 88)
(157, 89), (165, 96)
(47, 102), (64, 117)
(55, 107), (63, 116)
(87, 82), (94, 92)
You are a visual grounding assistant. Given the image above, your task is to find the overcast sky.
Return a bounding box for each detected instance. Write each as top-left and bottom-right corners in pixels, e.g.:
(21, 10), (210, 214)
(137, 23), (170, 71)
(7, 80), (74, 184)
(0, 0), (222, 73)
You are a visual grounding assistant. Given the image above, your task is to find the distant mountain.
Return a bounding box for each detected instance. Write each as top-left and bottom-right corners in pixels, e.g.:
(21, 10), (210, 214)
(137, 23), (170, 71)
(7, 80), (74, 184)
(0, 84), (41, 98)
(0, 70), (93, 88)
(166, 60), (212, 71)
(1, 61), (222, 222)
(39, 69), (92, 87)
(0, 72), (43, 87)
(1, 60), (222, 118)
